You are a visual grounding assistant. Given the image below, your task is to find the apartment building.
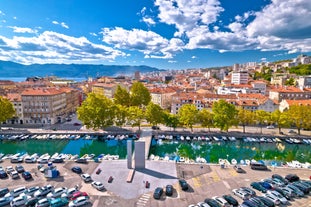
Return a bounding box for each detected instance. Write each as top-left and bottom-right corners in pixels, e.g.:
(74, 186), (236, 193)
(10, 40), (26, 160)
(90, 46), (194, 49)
(21, 87), (79, 125)
(279, 99), (311, 112)
(92, 83), (118, 99)
(150, 87), (176, 109)
(231, 71), (249, 84)
(269, 86), (311, 102)
(5, 93), (23, 124)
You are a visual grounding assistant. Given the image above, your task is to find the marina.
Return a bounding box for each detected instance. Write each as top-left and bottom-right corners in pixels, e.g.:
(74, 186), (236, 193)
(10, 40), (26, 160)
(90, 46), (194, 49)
(0, 133), (310, 168)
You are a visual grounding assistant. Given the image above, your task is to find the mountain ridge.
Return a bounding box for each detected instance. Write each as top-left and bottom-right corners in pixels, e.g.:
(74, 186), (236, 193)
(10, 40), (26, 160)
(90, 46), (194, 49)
(0, 60), (162, 78)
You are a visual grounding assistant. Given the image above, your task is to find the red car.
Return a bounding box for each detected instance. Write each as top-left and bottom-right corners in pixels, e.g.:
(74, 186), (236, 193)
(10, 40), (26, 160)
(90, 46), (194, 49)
(71, 191), (89, 200)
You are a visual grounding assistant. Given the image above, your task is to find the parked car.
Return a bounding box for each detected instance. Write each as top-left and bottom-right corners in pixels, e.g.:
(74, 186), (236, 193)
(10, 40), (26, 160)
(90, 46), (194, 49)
(212, 196), (230, 207)
(71, 167), (82, 174)
(266, 190), (288, 205)
(285, 174), (300, 182)
(15, 165), (25, 173)
(233, 165), (244, 173)
(286, 184), (305, 197)
(250, 182), (267, 193)
(5, 166), (14, 174)
(266, 125), (275, 129)
(22, 186), (40, 197)
(0, 197), (11, 207)
(91, 181), (105, 191)
(51, 158), (64, 163)
(70, 192), (88, 201)
(5, 186), (26, 198)
(49, 197), (69, 207)
(9, 171), (19, 179)
(24, 157), (36, 163)
(80, 174), (92, 183)
(249, 197), (266, 207)
(263, 193), (281, 206)
(35, 198), (51, 207)
(179, 179), (189, 191)
(273, 187), (292, 200)
(153, 187), (163, 199)
(292, 182), (310, 194)
(0, 188), (9, 197)
(232, 188), (250, 200)
(22, 171), (32, 180)
(25, 197), (38, 207)
(257, 196), (275, 207)
(47, 187), (67, 198)
(197, 202), (211, 207)
(165, 185), (173, 196)
(10, 157), (23, 163)
(204, 198), (221, 207)
(10, 195), (31, 207)
(239, 187), (256, 197)
(68, 196), (89, 207)
(61, 188), (79, 199)
(272, 174), (288, 185)
(0, 170), (8, 179)
(75, 158), (87, 164)
(259, 181), (273, 190)
(34, 185), (54, 198)
(222, 194), (238, 207)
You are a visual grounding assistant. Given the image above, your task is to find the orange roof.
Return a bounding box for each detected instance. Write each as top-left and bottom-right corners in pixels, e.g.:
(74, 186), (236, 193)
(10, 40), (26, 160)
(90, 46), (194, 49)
(285, 99), (311, 106)
(21, 88), (65, 96)
(6, 93), (21, 102)
(270, 86), (303, 93)
(237, 93), (267, 100)
(149, 87), (176, 94)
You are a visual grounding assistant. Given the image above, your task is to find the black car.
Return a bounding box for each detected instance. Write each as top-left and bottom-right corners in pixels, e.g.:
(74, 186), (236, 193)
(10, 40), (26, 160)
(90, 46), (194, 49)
(22, 171), (32, 180)
(250, 182), (267, 193)
(204, 198), (221, 207)
(0, 170), (8, 179)
(71, 166), (82, 174)
(292, 182), (310, 194)
(15, 165), (25, 173)
(250, 197), (266, 207)
(179, 179), (189, 191)
(233, 165), (244, 173)
(272, 174), (288, 185)
(257, 196), (275, 207)
(273, 187), (292, 200)
(52, 158), (64, 163)
(25, 197), (38, 207)
(153, 187), (163, 199)
(285, 174), (300, 182)
(222, 194), (239, 206)
(240, 187), (256, 197)
(165, 185), (173, 196)
(242, 199), (260, 207)
(75, 158), (88, 163)
(0, 188), (9, 197)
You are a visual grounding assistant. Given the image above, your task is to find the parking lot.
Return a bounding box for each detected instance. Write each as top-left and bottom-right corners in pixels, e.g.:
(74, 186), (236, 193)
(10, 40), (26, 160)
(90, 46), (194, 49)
(0, 158), (311, 207)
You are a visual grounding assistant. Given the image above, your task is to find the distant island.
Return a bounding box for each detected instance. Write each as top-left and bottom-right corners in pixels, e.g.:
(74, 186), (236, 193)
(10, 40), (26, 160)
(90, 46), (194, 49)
(0, 60), (162, 78)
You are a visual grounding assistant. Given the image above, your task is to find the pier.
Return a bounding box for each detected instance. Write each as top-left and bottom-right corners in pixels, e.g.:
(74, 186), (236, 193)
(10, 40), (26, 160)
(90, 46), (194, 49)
(138, 130), (152, 159)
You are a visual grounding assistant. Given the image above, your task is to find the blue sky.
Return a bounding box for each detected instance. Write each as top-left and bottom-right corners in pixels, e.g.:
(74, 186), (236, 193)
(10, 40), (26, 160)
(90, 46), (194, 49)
(0, 0), (310, 70)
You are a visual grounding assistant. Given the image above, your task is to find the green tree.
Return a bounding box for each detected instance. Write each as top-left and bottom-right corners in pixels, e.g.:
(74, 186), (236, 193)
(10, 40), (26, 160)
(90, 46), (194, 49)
(127, 106), (145, 131)
(212, 100), (238, 132)
(0, 96), (15, 125)
(237, 108), (254, 133)
(77, 93), (115, 130)
(113, 85), (130, 107)
(113, 104), (128, 127)
(163, 111), (179, 131)
(199, 108), (214, 132)
(286, 105), (309, 135)
(178, 104), (198, 132)
(130, 81), (151, 107)
(145, 102), (164, 127)
(255, 110), (270, 134)
(285, 77), (296, 86)
(271, 109), (290, 134)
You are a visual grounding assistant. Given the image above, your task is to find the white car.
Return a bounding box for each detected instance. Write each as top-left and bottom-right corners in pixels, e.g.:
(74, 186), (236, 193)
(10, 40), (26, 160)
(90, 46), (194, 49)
(232, 188), (250, 200)
(10, 170), (19, 179)
(61, 188), (79, 199)
(267, 190), (288, 205)
(5, 166), (14, 174)
(212, 196), (230, 207)
(91, 181), (105, 191)
(46, 187), (67, 198)
(266, 125), (275, 129)
(197, 201), (211, 207)
(10, 195), (31, 207)
(263, 193), (281, 205)
(35, 198), (50, 207)
(68, 196), (89, 207)
(80, 173), (92, 182)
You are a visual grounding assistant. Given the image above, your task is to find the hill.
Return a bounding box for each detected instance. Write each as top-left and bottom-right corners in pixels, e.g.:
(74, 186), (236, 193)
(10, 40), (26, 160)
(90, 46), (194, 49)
(0, 61), (161, 78)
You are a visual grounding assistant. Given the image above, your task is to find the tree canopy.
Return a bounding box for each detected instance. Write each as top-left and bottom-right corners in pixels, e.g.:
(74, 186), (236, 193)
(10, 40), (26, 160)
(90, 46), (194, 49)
(130, 81), (151, 107)
(212, 100), (237, 132)
(113, 85), (130, 107)
(77, 93), (115, 130)
(0, 96), (15, 124)
(199, 108), (214, 132)
(145, 102), (164, 126)
(178, 104), (198, 131)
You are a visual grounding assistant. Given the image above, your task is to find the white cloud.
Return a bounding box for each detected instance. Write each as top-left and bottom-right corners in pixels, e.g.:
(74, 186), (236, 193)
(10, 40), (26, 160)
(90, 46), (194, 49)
(13, 16), (17, 20)
(52, 21), (69, 29)
(191, 56), (196, 59)
(142, 17), (156, 25)
(0, 31), (125, 64)
(101, 27), (183, 59)
(90, 32), (97, 36)
(247, 0), (311, 39)
(154, 0), (224, 36)
(8, 26), (38, 34)
(168, 60), (177, 63)
(0, 10), (5, 16)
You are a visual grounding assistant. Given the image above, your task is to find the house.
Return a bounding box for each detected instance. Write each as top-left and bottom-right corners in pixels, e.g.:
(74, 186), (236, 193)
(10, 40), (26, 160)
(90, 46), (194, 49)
(279, 99), (311, 112)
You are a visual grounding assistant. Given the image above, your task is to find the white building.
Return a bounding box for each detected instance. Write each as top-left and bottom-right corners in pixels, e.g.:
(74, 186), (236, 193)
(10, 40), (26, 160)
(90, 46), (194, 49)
(231, 71), (248, 85)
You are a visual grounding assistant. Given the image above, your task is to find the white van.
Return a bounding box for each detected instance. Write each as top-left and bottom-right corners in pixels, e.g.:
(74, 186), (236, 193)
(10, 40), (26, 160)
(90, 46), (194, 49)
(5, 186), (26, 198)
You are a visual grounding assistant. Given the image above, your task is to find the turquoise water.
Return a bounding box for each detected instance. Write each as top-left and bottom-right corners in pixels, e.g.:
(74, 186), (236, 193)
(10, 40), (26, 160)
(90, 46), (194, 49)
(0, 138), (310, 164)
(149, 139), (311, 164)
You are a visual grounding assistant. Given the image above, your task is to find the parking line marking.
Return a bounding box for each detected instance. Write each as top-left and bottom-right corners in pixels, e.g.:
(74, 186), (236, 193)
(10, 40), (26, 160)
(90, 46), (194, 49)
(223, 180), (231, 189)
(193, 177), (202, 187)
